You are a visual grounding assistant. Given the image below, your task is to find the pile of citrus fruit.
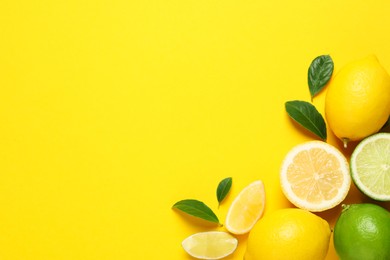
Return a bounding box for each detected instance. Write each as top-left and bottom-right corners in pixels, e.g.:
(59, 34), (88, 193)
(174, 55), (390, 260)
(178, 179), (266, 259)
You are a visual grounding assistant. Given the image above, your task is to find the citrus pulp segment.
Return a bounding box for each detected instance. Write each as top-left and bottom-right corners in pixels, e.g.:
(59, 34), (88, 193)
(181, 231), (238, 259)
(350, 133), (390, 201)
(280, 141), (350, 212)
(225, 180), (265, 235)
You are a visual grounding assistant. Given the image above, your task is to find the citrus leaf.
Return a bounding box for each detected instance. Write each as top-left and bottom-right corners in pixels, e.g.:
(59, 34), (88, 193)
(308, 55), (334, 100)
(285, 100), (327, 140)
(216, 177), (232, 206)
(172, 199), (220, 224)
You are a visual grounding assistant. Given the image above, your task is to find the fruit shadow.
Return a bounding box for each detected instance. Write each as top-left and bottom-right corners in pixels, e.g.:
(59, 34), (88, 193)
(314, 182), (364, 227)
(279, 196), (342, 224)
(345, 182), (390, 211)
(315, 182), (390, 228)
(326, 129), (357, 158)
(334, 116), (390, 155)
(380, 120), (390, 133)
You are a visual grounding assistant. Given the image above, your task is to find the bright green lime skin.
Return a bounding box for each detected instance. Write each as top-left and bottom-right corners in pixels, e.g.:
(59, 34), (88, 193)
(334, 204), (390, 260)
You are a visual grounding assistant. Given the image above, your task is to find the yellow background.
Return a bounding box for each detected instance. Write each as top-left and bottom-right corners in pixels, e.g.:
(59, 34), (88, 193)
(1, 0), (390, 259)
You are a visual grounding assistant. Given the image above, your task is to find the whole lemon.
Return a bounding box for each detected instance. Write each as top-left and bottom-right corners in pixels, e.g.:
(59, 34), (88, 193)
(244, 208), (331, 260)
(325, 55), (390, 147)
(334, 203), (390, 260)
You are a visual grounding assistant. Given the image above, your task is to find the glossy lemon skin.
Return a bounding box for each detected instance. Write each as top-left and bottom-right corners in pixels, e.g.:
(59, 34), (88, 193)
(244, 208), (331, 260)
(325, 55), (390, 142)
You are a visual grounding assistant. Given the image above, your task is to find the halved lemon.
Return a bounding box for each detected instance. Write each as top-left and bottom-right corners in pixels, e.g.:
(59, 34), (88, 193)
(280, 141), (350, 212)
(182, 231), (238, 259)
(350, 133), (390, 201)
(225, 180), (266, 235)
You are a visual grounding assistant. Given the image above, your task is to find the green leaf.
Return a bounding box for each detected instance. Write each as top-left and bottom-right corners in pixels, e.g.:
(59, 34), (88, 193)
(285, 100), (327, 140)
(308, 55), (334, 100)
(172, 199), (220, 224)
(216, 177), (232, 206)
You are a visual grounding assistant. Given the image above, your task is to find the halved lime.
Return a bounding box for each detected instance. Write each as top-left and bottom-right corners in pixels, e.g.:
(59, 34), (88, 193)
(350, 133), (390, 201)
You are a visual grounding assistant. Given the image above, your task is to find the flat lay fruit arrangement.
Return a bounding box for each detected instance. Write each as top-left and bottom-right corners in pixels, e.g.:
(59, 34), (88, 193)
(173, 55), (390, 260)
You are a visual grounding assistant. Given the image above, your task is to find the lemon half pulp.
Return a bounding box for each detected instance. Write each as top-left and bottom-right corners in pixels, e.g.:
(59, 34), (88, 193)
(280, 141), (350, 212)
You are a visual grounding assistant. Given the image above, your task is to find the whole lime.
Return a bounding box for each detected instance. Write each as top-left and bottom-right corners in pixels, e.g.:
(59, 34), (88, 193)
(334, 203), (390, 260)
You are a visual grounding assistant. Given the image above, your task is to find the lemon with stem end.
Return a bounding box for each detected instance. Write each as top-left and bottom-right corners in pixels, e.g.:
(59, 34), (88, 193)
(325, 55), (390, 148)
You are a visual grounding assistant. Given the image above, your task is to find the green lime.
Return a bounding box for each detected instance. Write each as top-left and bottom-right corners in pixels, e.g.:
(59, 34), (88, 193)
(350, 132), (390, 201)
(334, 203), (390, 260)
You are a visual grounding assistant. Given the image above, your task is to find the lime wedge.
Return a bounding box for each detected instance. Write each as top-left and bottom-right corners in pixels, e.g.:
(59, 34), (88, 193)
(350, 133), (390, 201)
(182, 231), (237, 259)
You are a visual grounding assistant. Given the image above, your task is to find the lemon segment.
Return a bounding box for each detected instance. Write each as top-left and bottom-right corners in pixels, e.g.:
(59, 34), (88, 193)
(225, 180), (265, 235)
(280, 141), (350, 212)
(350, 133), (390, 201)
(181, 231), (237, 260)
